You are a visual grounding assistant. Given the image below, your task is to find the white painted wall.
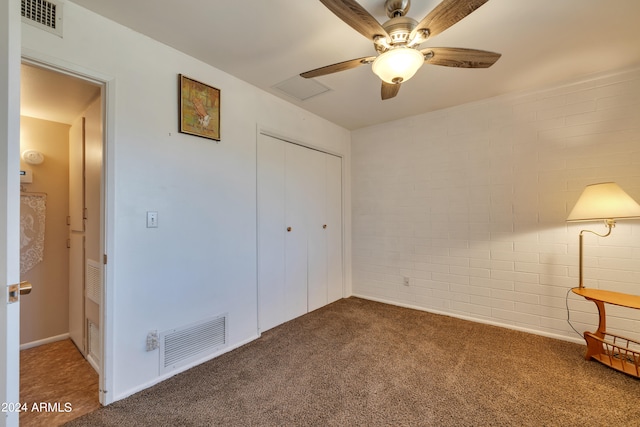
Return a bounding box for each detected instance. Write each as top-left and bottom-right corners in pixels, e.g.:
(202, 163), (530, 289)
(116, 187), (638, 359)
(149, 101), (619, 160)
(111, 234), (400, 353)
(19, 0), (639, 406)
(21, 2), (350, 402)
(352, 67), (640, 344)
(19, 117), (70, 347)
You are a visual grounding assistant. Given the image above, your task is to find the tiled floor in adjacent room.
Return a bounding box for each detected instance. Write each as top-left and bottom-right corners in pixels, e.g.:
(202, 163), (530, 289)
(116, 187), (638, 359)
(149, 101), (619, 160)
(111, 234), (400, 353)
(20, 339), (100, 426)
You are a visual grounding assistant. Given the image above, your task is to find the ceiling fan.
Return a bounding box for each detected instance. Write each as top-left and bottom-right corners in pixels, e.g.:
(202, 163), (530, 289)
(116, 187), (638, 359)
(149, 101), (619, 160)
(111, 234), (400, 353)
(300, 0), (501, 100)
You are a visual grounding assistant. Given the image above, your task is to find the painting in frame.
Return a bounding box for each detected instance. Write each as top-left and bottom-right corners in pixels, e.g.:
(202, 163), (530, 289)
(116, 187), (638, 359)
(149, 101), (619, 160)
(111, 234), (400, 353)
(179, 74), (220, 141)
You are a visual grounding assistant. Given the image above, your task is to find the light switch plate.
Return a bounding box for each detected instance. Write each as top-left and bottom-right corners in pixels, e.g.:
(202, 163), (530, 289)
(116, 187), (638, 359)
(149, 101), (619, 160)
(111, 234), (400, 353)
(147, 211), (158, 228)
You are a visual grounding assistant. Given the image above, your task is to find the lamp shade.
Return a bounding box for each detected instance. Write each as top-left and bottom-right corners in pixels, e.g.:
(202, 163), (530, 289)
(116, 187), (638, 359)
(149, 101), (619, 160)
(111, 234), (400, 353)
(567, 182), (640, 222)
(372, 47), (424, 84)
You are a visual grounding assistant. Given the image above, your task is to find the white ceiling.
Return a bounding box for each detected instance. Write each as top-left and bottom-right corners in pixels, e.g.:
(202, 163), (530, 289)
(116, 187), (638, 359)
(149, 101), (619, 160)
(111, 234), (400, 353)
(40, 0), (640, 130)
(21, 63), (101, 125)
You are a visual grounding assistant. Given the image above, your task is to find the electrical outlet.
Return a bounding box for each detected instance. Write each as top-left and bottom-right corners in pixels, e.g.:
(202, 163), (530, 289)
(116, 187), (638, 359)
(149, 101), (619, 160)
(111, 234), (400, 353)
(146, 330), (159, 351)
(403, 276), (410, 286)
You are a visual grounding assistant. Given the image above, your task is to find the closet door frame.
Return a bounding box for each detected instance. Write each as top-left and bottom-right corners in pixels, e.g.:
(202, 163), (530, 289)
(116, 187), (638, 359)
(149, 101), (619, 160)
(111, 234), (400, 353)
(256, 129), (345, 333)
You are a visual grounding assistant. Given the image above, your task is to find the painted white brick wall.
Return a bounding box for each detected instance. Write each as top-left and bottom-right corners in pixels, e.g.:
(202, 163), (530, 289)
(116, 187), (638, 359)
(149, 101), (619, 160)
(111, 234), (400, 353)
(351, 67), (640, 344)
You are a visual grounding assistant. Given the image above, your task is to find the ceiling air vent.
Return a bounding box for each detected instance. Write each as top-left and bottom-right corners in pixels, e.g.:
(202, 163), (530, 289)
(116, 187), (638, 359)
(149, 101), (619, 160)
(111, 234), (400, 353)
(273, 76), (331, 102)
(21, 0), (63, 37)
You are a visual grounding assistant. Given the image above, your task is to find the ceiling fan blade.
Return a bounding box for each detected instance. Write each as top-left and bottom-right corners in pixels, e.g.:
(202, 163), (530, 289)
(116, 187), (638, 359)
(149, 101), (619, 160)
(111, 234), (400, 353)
(381, 82), (401, 100)
(411, 0), (489, 40)
(300, 56), (375, 79)
(319, 0), (388, 40)
(423, 47), (501, 68)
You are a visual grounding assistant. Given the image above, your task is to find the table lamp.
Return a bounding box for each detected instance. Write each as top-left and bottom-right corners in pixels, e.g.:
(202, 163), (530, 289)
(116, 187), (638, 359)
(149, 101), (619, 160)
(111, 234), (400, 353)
(567, 182), (640, 288)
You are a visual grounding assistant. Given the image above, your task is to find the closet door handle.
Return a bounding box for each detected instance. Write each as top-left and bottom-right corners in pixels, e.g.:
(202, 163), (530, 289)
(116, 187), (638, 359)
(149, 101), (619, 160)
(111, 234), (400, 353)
(287, 227), (292, 232)
(323, 224), (327, 229)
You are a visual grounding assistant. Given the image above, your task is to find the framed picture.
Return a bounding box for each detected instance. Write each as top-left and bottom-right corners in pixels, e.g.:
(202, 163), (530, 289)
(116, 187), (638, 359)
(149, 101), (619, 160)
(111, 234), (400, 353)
(179, 74), (220, 141)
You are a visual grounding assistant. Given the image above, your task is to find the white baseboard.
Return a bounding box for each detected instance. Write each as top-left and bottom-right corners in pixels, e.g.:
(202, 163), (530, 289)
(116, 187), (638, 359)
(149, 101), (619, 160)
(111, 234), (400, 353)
(351, 293), (585, 345)
(20, 333), (70, 350)
(87, 353), (100, 374)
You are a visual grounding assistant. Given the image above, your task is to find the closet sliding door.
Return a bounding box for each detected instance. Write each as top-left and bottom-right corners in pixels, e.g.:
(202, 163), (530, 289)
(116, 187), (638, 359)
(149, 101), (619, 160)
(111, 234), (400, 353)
(326, 154), (343, 304)
(257, 135), (286, 332)
(284, 143), (313, 320)
(306, 147), (328, 312)
(257, 133), (343, 333)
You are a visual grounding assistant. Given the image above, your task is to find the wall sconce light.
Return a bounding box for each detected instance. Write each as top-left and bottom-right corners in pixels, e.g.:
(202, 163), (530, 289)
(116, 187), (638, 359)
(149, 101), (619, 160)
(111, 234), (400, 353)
(21, 149), (44, 165)
(566, 182), (640, 288)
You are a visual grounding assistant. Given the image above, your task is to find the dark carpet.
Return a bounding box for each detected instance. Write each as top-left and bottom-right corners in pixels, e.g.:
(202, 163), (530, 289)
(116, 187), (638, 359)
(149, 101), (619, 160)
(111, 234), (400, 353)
(65, 297), (640, 426)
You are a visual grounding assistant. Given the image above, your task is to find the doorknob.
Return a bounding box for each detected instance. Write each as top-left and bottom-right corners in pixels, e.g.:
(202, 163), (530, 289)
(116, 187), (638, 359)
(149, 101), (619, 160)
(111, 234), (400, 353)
(287, 227), (292, 232)
(19, 281), (32, 295)
(7, 281), (32, 304)
(323, 224), (327, 229)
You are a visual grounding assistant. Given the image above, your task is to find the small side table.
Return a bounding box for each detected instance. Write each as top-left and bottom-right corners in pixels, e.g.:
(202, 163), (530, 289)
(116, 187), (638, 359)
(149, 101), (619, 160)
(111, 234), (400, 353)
(571, 287), (640, 377)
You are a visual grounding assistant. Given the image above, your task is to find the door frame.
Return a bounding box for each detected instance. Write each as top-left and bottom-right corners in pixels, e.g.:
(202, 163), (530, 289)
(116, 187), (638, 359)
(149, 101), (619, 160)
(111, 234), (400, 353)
(21, 49), (116, 405)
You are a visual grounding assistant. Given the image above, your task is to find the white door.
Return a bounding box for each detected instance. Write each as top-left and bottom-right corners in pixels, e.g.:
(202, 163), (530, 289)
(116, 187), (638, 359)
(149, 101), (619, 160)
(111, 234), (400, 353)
(307, 149), (328, 312)
(1, 1), (22, 425)
(69, 116), (85, 352)
(257, 133), (344, 332)
(68, 98), (103, 366)
(284, 143), (312, 320)
(83, 98), (103, 368)
(326, 154), (343, 303)
(257, 134), (286, 331)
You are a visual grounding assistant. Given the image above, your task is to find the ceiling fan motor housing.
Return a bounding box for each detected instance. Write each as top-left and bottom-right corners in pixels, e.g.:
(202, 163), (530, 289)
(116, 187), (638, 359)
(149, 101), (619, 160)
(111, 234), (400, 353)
(385, 0), (411, 18)
(383, 16), (417, 45)
(375, 15), (419, 54)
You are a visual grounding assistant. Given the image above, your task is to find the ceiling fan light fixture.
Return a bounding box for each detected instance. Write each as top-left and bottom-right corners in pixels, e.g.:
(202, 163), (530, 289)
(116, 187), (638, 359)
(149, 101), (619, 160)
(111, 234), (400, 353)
(372, 47), (424, 84)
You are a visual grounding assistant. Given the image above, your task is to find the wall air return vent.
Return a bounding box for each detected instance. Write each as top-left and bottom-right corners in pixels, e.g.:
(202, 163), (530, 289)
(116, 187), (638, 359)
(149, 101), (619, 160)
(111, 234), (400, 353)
(159, 313), (228, 375)
(21, 0), (63, 37)
(86, 259), (102, 305)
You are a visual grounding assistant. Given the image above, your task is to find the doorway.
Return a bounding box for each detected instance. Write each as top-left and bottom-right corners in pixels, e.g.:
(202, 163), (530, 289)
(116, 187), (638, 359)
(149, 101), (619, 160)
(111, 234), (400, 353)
(19, 61), (105, 420)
